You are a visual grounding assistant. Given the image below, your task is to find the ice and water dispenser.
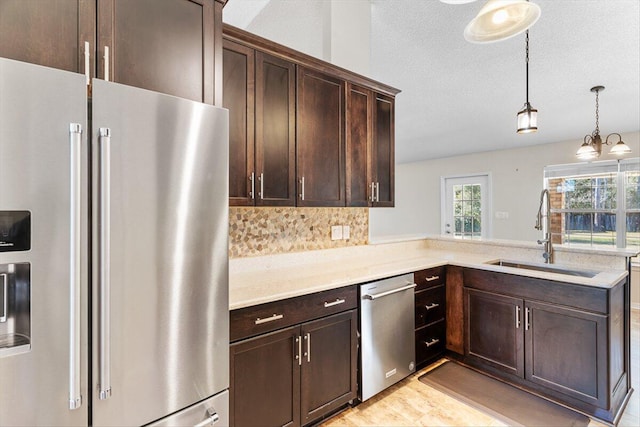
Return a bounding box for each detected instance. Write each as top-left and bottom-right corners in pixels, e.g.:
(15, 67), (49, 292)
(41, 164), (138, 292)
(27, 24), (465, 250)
(0, 211), (31, 357)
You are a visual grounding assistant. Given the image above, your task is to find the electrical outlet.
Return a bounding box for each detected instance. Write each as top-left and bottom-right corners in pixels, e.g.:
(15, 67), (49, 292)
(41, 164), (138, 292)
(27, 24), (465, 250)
(331, 225), (343, 240)
(495, 211), (510, 219)
(342, 225), (350, 240)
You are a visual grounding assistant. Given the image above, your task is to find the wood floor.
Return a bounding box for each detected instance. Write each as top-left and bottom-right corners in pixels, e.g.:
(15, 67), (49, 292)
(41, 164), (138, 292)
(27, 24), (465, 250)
(322, 309), (640, 427)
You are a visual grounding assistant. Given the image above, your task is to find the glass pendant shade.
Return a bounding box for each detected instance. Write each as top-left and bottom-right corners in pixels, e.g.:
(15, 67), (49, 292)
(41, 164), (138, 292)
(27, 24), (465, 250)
(609, 139), (632, 156)
(464, 0), (541, 43)
(576, 141), (598, 160)
(516, 103), (537, 133)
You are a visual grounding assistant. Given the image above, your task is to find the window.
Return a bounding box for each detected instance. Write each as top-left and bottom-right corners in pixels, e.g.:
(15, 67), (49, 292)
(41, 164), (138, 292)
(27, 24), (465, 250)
(441, 174), (491, 239)
(544, 158), (639, 249)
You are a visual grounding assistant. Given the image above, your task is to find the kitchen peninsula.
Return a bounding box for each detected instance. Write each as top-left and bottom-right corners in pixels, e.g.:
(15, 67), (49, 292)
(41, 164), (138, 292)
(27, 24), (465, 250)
(229, 237), (636, 426)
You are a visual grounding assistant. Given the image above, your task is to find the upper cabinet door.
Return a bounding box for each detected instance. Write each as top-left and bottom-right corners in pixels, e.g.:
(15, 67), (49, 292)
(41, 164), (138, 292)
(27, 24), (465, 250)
(97, 0), (215, 103)
(223, 40), (255, 206)
(372, 94), (395, 207)
(255, 52), (296, 207)
(296, 67), (346, 207)
(346, 84), (373, 207)
(0, 0), (95, 76)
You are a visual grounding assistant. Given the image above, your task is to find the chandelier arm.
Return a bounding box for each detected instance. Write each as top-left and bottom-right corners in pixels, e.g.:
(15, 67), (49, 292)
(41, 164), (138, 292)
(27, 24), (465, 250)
(604, 133), (622, 145)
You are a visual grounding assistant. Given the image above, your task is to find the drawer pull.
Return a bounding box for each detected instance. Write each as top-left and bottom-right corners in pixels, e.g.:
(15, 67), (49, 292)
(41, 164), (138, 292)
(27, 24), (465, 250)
(324, 298), (346, 308)
(425, 303), (440, 310)
(255, 314), (283, 325)
(424, 338), (440, 348)
(425, 275), (440, 282)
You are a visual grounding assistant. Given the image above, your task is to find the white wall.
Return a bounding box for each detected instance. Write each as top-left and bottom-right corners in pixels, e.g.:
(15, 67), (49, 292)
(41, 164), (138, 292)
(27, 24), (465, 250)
(225, 0), (371, 76)
(370, 131), (640, 242)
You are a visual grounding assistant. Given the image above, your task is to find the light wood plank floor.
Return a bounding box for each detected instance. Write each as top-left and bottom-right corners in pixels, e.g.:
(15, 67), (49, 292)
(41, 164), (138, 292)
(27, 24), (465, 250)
(322, 309), (639, 427)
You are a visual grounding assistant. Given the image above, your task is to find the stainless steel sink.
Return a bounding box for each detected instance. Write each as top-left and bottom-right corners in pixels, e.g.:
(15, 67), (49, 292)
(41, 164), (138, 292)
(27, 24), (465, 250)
(486, 260), (598, 278)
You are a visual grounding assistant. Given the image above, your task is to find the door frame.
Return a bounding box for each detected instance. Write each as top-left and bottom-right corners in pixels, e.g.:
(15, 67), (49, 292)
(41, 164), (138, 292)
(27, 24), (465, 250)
(440, 172), (492, 239)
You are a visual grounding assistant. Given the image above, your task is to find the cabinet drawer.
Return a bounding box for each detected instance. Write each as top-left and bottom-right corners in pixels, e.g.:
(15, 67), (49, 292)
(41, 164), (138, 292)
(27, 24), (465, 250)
(415, 285), (445, 328)
(231, 285), (357, 341)
(414, 266), (446, 291)
(416, 320), (446, 365)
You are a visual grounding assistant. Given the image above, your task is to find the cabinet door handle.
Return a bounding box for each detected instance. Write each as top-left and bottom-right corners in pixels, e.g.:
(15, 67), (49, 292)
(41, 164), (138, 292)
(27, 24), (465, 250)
(324, 298), (345, 308)
(84, 41), (91, 86)
(103, 46), (110, 81)
(525, 307), (531, 331)
(249, 173), (255, 200)
(258, 173), (264, 200)
(515, 306), (521, 329)
(255, 313), (283, 325)
(375, 182), (380, 202)
(299, 177), (305, 201)
(370, 182), (375, 202)
(304, 333), (311, 362)
(425, 275), (440, 282)
(295, 336), (302, 366)
(425, 302), (439, 310)
(424, 338), (440, 348)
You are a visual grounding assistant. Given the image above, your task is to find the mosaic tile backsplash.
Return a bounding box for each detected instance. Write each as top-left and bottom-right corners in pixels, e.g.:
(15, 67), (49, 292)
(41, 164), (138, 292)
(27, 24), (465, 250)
(229, 207), (368, 258)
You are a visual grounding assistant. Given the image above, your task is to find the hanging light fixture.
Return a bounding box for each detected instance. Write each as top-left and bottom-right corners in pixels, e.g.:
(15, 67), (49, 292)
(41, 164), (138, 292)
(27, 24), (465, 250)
(576, 86), (632, 160)
(464, 0), (541, 43)
(516, 30), (537, 134)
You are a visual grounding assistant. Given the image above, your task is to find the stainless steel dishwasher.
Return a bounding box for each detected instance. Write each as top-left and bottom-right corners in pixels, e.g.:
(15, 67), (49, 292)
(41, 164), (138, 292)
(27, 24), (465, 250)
(360, 273), (416, 401)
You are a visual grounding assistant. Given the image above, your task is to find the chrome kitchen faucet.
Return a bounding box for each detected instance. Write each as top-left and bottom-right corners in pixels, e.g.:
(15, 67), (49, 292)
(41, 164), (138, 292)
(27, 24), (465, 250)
(535, 189), (554, 264)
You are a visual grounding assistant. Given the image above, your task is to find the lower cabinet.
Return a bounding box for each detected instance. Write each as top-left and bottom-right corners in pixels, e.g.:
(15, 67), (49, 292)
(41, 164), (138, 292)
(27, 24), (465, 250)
(230, 307), (357, 427)
(463, 268), (628, 423)
(465, 289), (524, 377)
(414, 266), (446, 368)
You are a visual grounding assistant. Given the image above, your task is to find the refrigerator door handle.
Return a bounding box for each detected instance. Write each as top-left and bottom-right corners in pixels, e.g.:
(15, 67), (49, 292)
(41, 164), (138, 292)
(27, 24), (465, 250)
(69, 123), (83, 410)
(98, 127), (112, 400)
(1, 273), (7, 323)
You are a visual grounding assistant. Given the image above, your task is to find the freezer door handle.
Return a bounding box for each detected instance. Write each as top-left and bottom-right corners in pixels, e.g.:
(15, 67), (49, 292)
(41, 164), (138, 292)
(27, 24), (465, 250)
(98, 127), (112, 400)
(362, 283), (417, 300)
(1, 273), (7, 323)
(194, 408), (220, 427)
(69, 123), (83, 410)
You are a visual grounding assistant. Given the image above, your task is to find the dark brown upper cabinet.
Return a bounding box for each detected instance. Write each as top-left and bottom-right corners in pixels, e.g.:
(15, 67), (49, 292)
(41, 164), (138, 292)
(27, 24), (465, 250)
(97, 0), (218, 104)
(255, 52), (297, 206)
(297, 67), (346, 207)
(372, 94), (395, 207)
(0, 0), (222, 104)
(346, 84), (373, 207)
(224, 40), (296, 207)
(224, 40), (255, 206)
(223, 24), (400, 208)
(346, 85), (396, 207)
(0, 0), (95, 76)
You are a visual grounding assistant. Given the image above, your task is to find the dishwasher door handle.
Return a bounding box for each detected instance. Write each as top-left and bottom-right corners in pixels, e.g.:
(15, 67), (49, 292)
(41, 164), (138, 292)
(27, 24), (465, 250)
(362, 283), (417, 300)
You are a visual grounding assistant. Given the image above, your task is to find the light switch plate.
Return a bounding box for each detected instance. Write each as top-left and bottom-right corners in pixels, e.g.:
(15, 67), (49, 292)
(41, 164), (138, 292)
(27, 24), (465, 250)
(331, 225), (343, 240)
(342, 225), (350, 240)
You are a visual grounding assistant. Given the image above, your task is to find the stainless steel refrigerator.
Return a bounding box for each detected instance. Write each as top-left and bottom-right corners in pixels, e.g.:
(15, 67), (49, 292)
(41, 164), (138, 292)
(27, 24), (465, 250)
(0, 57), (229, 426)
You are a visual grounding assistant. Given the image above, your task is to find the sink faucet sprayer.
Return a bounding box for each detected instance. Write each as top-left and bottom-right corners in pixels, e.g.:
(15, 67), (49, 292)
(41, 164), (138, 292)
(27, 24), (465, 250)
(535, 189), (554, 264)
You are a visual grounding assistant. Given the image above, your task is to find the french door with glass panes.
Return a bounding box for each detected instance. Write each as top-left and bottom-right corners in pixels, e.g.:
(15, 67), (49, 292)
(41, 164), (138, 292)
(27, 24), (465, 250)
(441, 174), (491, 239)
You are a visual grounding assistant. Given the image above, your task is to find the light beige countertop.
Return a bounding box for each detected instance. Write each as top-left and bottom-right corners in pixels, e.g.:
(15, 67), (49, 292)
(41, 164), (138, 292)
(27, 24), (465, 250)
(229, 239), (633, 310)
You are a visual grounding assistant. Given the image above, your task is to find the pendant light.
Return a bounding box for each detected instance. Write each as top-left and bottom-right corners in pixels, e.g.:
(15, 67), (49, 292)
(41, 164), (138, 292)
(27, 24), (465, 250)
(464, 0), (541, 43)
(516, 30), (537, 134)
(576, 86), (632, 160)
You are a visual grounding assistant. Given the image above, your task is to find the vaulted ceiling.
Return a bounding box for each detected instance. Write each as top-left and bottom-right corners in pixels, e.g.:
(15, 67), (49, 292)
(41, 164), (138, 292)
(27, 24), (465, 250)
(224, 0), (640, 163)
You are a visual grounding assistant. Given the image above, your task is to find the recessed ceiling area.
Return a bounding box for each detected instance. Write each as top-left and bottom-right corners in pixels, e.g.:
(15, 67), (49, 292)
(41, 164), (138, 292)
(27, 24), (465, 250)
(223, 0), (640, 163)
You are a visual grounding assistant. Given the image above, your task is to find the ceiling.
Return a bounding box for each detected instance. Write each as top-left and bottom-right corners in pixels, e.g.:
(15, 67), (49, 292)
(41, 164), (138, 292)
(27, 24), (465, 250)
(223, 0), (640, 163)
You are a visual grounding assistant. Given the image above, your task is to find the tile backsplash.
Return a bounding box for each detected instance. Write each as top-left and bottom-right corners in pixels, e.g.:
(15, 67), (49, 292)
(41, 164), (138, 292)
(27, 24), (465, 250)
(229, 207), (368, 258)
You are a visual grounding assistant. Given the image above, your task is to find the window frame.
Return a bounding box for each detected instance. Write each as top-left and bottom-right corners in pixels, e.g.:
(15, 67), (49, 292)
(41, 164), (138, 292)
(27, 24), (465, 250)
(544, 158), (639, 249)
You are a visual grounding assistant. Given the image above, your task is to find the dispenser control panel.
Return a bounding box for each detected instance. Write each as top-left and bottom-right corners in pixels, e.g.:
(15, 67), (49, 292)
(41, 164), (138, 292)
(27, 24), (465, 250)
(0, 211), (30, 252)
